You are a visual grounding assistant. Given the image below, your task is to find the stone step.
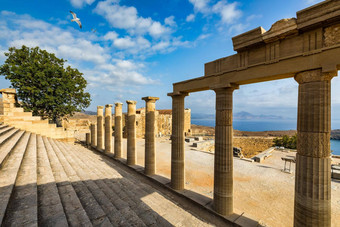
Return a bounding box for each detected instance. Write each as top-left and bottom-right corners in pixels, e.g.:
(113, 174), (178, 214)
(0, 126), (14, 137)
(47, 138), (111, 226)
(36, 135), (68, 226)
(10, 108), (24, 113)
(3, 122), (32, 132)
(12, 112), (33, 118)
(41, 136), (92, 226)
(71, 144), (195, 226)
(0, 124), (8, 130)
(57, 140), (145, 227)
(0, 129), (24, 168)
(0, 132), (31, 224)
(64, 143), (159, 226)
(2, 134), (38, 226)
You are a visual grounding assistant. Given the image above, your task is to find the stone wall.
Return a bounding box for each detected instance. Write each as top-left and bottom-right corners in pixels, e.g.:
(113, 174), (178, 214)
(233, 137), (274, 158)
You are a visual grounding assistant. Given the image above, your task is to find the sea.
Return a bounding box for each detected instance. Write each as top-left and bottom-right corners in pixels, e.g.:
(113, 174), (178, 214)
(191, 119), (340, 155)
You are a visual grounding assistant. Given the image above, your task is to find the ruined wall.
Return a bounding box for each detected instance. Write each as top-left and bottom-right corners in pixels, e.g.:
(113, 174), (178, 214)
(233, 137), (274, 158)
(62, 118), (91, 133)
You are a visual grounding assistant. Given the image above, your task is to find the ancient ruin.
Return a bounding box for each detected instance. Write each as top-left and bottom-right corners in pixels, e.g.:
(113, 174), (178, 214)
(0, 1), (339, 226)
(167, 1), (340, 225)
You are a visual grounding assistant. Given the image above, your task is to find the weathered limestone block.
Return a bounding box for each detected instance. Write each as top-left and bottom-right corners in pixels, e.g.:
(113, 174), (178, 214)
(97, 106), (104, 151)
(114, 103), (123, 159)
(294, 69), (337, 227)
(324, 24), (340, 47)
(105, 104), (113, 154)
(142, 96), (159, 175)
(126, 100), (137, 165)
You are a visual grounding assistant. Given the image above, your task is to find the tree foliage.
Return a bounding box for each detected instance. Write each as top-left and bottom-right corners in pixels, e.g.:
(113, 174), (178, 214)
(273, 135), (297, 149)
(0, 45), (91, 123)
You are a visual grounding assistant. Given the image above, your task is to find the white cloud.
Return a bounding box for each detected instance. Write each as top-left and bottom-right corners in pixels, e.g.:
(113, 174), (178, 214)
(186, 14), (195, 22)
(212, 1), (242, 24)
(103, 31), (118, 41)
(70, 0), (96, 8)
(94, 0), (171, 38)
(164, 16), (176, 27)
(187, 0), (242, 25)
(189, 0), (211, 14)
(0, 11), (157, 93)
(113, 36), (135, 49)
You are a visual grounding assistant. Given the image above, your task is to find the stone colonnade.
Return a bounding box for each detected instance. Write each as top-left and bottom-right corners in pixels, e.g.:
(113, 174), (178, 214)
(89, 97), (159, 174)
(168, 69), (336, 225)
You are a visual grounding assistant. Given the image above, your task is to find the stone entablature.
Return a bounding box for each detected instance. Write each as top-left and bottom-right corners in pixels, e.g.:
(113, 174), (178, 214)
(172, 1), (340, 94)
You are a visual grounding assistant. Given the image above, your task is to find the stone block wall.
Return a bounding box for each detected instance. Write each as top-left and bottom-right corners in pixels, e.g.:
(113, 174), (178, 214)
(233, 137), (274, 158)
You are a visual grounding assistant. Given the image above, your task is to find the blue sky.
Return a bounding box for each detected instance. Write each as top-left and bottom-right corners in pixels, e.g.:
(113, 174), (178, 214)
(0, 0), (339, 125)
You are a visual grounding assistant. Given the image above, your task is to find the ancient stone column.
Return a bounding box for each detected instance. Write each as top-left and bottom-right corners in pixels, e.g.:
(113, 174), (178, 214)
(97, 106), (104, 151)
(142, 96), (159, 175)
(126, 100), (137, 165)
(86, 133), (90, 147)
(114, 103), (123, 159)
(213, 85), (238, 216)
(294, 69), (336, 227)
(90, 123), (97, 148)
(105, 104), (113, 154)
(168, 92), (188, 190)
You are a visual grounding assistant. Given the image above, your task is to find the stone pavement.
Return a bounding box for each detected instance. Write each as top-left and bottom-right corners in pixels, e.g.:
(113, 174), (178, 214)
(0, 123), (214, 226)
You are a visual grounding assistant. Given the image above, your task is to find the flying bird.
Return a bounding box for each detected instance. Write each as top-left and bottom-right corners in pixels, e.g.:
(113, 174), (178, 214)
(70, 11), (82, 29)
(91, 28), (97, 33)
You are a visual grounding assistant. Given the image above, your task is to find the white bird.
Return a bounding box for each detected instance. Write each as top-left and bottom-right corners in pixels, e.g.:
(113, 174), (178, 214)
(70, 11), (82, 29)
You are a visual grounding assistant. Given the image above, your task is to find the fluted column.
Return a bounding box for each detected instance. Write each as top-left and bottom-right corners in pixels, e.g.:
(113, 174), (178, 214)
(105, 104), (113, 154)
(126, 100), (137, 165)
(294, 69), (336, 227)
(90, 123), (97, 148)
(114, 103), (123, 159)
(142, 96), (159, 175)
(212, 85), (238, 216)
(86, 133), (90, 147)
(168, 92), (188, 190)
(97, 106), (104, 151)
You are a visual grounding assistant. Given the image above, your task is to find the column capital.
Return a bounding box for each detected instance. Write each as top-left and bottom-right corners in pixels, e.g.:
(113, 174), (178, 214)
(294, 69), (337, 84)
(97, 106), (104, 116)
(142, 96), (159, 102)
(167, 91), (189, 97)
(210, 83), (239, 91)
(126, 100), (137, 105)
(115, 102), (123, 107)
(105, 104), (113, 108)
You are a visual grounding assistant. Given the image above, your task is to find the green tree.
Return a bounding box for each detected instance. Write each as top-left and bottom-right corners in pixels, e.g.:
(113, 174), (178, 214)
(273, 134), (297, 149)
(0, 45), (91, 124)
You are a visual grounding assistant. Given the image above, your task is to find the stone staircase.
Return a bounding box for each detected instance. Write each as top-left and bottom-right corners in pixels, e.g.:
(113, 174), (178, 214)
(0, 123), (212, 226)
(0, 88), (74, 141)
